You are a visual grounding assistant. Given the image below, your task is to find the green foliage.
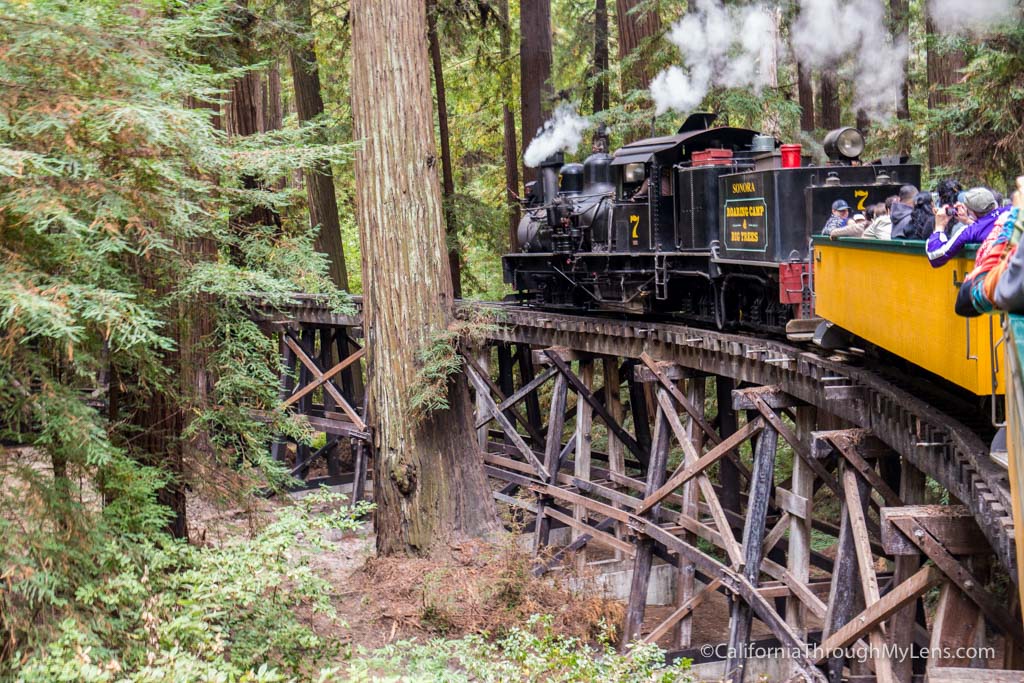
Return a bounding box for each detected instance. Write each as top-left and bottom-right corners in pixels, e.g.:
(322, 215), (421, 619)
(345, 614), (693, 682)
(933, 24), (1024, 187)
(409, 313), (502, 422)
(0, 0), (356, 673)
(12, 491), (373, 682)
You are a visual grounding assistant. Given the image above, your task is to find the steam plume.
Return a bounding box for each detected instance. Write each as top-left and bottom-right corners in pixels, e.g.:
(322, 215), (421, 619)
(929, 0), (1020, 33)
(523, 104), (591, 168)
(651, 0), (777, 115)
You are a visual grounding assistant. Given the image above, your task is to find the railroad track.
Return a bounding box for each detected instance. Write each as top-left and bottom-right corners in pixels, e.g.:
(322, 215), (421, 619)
(261, 294), (1017, 578)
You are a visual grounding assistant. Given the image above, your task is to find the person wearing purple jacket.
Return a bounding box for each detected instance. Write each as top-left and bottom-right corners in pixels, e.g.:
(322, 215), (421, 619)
(926, 187), (1011, 268)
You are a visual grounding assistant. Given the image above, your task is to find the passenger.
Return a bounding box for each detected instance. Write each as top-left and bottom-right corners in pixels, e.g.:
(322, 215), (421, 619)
(821, 199), (850, 236)
(890, 185), (918, 238)
(829, 212), (868, 239)
(927, 187), (1011, 268)
(993, 183), (1024, 312)
(936, 179), (963, 209)
(953, 205), (1018, 316)
(862, 200), (893, 240)
(900, 192), (936, 240)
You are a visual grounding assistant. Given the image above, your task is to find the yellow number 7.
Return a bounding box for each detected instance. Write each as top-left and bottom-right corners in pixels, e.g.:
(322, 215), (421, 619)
(854, 190), (868, 211)
(629, 214), (640, 239)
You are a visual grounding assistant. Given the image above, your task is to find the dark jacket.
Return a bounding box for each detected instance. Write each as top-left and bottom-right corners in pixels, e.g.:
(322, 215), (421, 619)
(890, 202), (914, 239)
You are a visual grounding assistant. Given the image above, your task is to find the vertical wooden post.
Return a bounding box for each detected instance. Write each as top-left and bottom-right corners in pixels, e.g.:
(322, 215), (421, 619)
(622, 399), (670, 648)
(716, 376), (742, 514)
(627, 366), (652, 456)
(295, 328), (317, 475)
(497, 343), (516, 443)
(673, 377), (705, 649)
(518, 344), (544, 444)
(271, 331), (298, 463)
(604, 356), (625, 559)
(535, 371), (569, 551)
(892, 457), (927, 681)
(474, 345), (491, 453)
(823, 461), (868, 683)
(725, 420), (779, 683)
(787, 406), (816, 642)
(574, 360), (594, 572)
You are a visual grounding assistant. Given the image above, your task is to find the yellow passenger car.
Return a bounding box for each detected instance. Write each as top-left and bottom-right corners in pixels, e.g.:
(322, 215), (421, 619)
(813, 237), (1004, 396)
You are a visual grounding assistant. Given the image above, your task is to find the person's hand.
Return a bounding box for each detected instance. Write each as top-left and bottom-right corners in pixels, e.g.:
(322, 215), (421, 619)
(955, 202), (972, 224)
(829, 232), (839, 240)
(934, 205), (950, 231)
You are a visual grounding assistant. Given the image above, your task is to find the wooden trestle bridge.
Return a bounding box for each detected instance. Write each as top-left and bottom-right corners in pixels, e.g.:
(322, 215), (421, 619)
(253, 295), (1023, 683)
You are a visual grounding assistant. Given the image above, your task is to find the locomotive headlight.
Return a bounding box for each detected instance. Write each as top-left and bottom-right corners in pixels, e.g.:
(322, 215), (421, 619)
(823, 127), (865, 161)
(623, 163), (645, 183)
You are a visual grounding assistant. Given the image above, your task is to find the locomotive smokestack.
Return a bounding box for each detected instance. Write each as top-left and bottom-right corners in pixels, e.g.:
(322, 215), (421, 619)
(538, 151), (564, 206)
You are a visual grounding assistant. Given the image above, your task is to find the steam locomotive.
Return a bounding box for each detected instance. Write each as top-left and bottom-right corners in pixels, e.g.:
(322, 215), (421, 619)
(503, 113), (921, 333)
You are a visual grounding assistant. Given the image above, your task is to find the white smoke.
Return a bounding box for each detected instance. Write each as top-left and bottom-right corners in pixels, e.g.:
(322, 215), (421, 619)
(791, 0), (909, 120)
(650, 0), (778, 115)
(929, 0), (1020, 33)
(523, 104), (591, 168)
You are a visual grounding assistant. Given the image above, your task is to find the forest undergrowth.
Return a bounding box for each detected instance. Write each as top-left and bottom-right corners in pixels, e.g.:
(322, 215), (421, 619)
(1, 482), (693, 682)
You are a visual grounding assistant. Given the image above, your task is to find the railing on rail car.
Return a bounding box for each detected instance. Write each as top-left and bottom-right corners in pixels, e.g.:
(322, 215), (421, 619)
(1003, 314), (1024, 614)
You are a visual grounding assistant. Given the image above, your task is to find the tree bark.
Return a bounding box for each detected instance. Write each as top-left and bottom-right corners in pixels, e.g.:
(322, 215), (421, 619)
(265, 62), (283, 132)
(288, 0), (349, 290)
(426, 0), (461, 298)
(890, 0), (911, 120)
(797, 61), (815, 132)
(592, 0), (609, 114)
(499, 0), (520, 250)
(351, 0), (500, 556)
(520, 0), (553, 183)
(819, 68), (841, 130)
(925, 14), (965, 170)
(615, 0), (661, 94)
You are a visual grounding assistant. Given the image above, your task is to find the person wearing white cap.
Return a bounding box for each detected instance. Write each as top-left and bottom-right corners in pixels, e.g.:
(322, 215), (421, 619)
(927, 187), (1011, 268)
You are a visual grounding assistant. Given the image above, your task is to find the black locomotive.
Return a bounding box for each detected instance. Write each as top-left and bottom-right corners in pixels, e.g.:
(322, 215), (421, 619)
(503, 114), (921, 333)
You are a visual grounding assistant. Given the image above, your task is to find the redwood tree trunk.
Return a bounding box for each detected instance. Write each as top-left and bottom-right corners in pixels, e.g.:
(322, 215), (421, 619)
(499, 0), (520, 249)
(288, 0), (349, 290)
(592, 0), (609, 114)
(819, 68), (840, 130)
(520, 0), (553, 183)
(797, 61), (815, 132)
(615, 0), (661, 94)
(925, 15), (965, 169)
(351, 0), (500, 555)
(890, 0), (911, 120)
(427, 0), (461, 298)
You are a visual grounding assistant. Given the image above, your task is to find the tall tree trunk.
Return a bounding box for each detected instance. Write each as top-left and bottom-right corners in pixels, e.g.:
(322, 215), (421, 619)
(615, 0), (661, 94)
(132, 340), (187, 538)
(499, 0), (520, 250)
(265, 62), (283, 132)
(925, 15), (965, 170)
(288, 0), (349, 290)
(520, 0), (553, 183)
(426, 0), (461, 298)
(890, 0), (911, 120)
(797, 61), (815, 132)
(351, 0), (500, 556)
(819, 68), (841, 130)
(592, 0), (609, 114)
